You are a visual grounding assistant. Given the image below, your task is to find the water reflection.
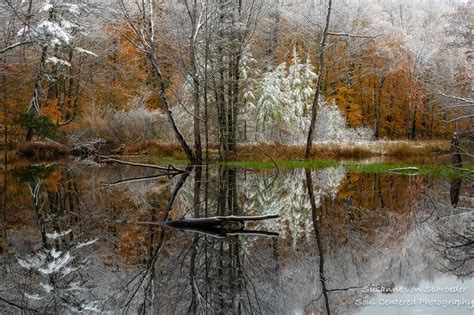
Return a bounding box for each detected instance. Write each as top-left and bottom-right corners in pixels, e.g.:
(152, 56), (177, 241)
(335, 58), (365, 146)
(0, 158), (473, 314)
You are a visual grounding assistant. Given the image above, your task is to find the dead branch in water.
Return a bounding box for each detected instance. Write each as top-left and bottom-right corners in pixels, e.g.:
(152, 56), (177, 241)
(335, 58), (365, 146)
(102, 173), (181, 187)
(98, 155), (188, 173)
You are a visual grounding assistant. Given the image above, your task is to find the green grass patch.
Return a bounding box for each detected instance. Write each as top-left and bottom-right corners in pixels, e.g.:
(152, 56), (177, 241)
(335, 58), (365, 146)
(219, 159), (474, 179)
(117, 155), (473, 179)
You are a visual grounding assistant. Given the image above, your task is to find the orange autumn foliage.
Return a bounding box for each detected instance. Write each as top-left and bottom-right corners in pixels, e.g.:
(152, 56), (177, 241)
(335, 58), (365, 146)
(42, 99), (62, 123)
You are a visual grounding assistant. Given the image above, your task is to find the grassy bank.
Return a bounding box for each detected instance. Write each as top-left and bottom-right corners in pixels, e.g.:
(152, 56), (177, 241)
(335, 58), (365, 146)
(13, 139), (449, 161)
(132, 155), (473, 179)
(123, 140), (450, 161)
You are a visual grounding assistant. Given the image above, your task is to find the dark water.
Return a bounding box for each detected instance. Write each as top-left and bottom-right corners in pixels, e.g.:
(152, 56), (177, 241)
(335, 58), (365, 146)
(0, 158), (473, 314)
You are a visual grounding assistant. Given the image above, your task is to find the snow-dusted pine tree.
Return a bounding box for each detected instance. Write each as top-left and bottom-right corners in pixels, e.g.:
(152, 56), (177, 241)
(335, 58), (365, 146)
(246, 47), (371, 144)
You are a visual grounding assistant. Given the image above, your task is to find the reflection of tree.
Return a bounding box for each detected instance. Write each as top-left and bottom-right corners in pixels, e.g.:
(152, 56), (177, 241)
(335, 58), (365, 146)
(3, 166), (99, 312)
(117, 167), (191, 312)
(112, 165), (282, 313)
(305, 169), (331, 314)
(421, 177), (473, 278)
(432, 177), (473, 277)
(450, 177), (462, 208)
(435, 222), (473, 277)
(2, 162), (472, 314)
(180, 166), (272, 314)
(240, 167), (346, 247)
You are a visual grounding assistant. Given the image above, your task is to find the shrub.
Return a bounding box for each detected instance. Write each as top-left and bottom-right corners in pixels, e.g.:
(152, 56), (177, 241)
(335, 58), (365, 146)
(16, 112), (58, 139)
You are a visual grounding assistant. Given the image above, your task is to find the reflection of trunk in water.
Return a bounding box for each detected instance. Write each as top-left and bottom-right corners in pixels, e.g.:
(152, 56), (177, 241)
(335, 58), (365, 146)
(305, 169), (331, 315)
(122, 167), (192, 312)
(184, 166), (275, 314)
(433, 176), (472, 277)
(118, 165), (279, 313)
(449, 177), (462, 208)
(189, 165), (202, 313)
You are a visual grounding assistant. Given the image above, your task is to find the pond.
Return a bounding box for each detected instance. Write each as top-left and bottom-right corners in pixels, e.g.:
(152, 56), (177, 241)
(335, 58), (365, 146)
(0, 157), (473, 314)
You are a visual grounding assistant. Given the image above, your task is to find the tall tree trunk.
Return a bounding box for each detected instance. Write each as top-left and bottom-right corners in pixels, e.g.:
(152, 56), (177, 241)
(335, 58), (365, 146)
(216, 1), (227, 160)
(305, 0), (332, 159)
(141, 0), (195, 162)
(148, 51), (196, 161)
(203, 3), (210, 161)
(229, 1), (242, 156)
(190, 0), (202, 162)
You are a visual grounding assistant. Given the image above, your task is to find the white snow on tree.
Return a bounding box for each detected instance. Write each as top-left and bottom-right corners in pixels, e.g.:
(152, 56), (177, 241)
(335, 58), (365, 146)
(253, 63), (290, 140)
(241, 51), (259, 108)
(315, 101), (373, 142)
(17, 1), (96, 65)
(245, 48), (372, 144)
(286, 47), (316, 118)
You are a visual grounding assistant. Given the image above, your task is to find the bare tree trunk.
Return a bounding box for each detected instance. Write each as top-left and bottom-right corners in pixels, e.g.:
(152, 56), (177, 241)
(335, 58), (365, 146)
(26, 44), (49, 141)
(119, 0), (196, 161)
(190, 0), (202, 162)
(374, 76), (385, 139)
(228, 0), (242, 156)
(148, 51), (196, 161)
(305, 0), (332, 159)
(216, 1), (227, 160)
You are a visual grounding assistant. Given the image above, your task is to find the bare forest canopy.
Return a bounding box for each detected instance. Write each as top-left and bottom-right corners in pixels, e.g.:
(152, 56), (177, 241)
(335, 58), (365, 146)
(0, 0), (472, 161)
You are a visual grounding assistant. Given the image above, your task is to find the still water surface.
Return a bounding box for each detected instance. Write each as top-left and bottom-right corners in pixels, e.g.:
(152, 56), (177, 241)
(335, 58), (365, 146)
(0, 158), (472, 314)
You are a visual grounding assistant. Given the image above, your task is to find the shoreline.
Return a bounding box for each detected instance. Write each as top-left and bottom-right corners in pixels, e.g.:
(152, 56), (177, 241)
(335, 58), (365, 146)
(122, 139), (452, 161)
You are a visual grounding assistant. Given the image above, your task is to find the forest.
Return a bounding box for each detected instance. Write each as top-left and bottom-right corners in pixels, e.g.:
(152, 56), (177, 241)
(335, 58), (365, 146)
(0, 0), (472, 163)
(0, 1), (473, 314)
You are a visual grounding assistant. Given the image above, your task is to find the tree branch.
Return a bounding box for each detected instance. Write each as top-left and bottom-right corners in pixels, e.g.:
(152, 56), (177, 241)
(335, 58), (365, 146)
(0, 40), (34, 54)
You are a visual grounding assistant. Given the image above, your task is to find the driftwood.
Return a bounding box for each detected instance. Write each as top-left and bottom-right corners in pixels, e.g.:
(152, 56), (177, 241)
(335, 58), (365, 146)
(119, 214), (280, 238)
(69, 139), (119, 157)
